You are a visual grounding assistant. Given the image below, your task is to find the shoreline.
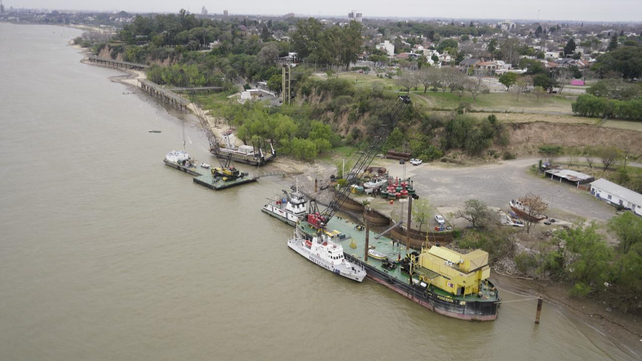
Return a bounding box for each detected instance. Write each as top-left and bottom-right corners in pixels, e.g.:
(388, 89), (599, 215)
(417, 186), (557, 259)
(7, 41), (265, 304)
(75, 42), (642, 358)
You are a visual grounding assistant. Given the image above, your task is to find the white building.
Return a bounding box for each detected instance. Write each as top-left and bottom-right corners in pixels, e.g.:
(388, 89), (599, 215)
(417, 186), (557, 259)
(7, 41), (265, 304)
(377, 40), (395, 58)
(590, 178), (642, 216)
(497, 20), (516, 32)
(348, 11), (363, 23)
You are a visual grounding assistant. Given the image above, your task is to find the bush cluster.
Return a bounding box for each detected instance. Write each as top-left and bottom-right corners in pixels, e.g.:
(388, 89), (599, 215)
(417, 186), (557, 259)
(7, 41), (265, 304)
(572, 94), (642, 120)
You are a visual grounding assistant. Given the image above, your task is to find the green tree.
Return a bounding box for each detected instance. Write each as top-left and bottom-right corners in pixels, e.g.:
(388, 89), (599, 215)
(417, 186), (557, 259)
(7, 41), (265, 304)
(607, 34), (618, 52)
(267, 74), (282, 93)
(412, 199), (432, 231)
(437, 38), (458, 53)
(608, 212), (642, 254)
(564, 38), (577, 56)
(594, 46), (642, 80)
(533, 73), (554, 90)
(339, 21), (364, 70)
(534, 25), (543, 37)
(456, 199), (494, 229)
(557, 223), (613, 296)
(498, 72), (518, 91)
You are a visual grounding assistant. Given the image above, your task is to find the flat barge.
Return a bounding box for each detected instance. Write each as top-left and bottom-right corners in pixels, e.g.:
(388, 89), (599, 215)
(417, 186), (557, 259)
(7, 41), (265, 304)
(297, 217), (500, 321)
(163, 158), (257, 190)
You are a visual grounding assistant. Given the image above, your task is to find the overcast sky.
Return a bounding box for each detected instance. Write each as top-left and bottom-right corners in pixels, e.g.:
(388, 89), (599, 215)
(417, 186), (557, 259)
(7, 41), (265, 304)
(10, 0), (642, 22)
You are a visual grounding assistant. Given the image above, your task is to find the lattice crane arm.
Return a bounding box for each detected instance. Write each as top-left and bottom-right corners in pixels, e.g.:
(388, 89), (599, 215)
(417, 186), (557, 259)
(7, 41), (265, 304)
(306, 95), (411, 229)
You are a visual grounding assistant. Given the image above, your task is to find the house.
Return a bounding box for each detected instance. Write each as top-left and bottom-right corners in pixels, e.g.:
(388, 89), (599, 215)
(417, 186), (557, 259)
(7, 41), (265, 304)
(474, 61), (499, 75)
(458, 58), (480, 73)
(377, 40), (395, 58)
(590, 178), (642, 216)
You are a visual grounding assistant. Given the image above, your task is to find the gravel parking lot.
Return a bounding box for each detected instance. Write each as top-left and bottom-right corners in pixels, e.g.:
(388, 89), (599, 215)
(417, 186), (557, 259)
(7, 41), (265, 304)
(385, 158), (615, 222)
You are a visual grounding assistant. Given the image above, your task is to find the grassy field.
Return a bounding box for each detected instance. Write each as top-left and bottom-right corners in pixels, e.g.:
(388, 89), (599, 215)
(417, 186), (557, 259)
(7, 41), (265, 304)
(412, 91), (575, 113)
(336, 72), (397, 90)
(181, 91), (235, 116)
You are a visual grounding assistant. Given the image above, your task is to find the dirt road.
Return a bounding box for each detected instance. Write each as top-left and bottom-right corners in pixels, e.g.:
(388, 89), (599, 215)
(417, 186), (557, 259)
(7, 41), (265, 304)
(385, 158), (616, 221)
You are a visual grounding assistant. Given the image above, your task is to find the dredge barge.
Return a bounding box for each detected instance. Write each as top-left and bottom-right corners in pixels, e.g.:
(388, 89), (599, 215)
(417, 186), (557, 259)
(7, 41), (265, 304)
(298, 218), (500, 321)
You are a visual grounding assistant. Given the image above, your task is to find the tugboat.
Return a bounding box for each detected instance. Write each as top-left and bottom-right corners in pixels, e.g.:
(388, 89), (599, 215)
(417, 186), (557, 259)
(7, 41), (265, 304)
(262, 189), (308, 226)
(287, 231), (366, 282)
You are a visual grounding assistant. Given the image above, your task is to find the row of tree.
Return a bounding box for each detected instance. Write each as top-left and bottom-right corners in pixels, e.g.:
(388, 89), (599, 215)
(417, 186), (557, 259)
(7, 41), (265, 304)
(572, 94), (642, 120)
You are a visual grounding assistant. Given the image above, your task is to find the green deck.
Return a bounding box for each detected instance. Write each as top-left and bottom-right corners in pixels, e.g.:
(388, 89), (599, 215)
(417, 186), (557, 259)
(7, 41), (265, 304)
(301, 217), (496, 302)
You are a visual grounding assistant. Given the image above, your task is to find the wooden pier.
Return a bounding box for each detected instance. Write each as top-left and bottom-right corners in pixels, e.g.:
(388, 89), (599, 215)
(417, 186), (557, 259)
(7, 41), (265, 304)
(87, 55), (149, 70)
(139, 80), (190, 111)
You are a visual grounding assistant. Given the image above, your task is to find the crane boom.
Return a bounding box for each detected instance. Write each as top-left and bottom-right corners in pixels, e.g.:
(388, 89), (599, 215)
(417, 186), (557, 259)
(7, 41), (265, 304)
(307, 95), (411, 229)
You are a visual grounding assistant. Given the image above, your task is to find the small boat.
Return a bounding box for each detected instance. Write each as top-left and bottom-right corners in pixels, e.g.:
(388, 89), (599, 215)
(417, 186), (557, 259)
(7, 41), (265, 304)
(200, 163), (211, 169)
(509, 199), (547, 223)
(367, 249), (388, 260)
(149, 130), (162, 133)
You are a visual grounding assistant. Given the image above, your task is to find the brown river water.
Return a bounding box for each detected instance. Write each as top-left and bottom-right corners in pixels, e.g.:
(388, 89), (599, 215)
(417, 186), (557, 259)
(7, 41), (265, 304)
(0, 24), (638, 360)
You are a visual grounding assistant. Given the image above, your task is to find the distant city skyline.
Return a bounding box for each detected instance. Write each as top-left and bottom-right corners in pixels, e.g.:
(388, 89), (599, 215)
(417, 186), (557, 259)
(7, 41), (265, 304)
(6, 0), (642, 22)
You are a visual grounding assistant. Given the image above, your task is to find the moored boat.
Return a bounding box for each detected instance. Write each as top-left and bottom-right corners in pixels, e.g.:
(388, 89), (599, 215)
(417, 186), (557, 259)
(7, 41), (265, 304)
(287, 231), (366, 282)
(262, 189), (308, 226)
(297, 218), (500, 321)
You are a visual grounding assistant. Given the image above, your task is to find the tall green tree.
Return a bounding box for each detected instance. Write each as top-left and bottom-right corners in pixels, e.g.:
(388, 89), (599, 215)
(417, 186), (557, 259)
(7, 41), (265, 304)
(339, 21), (363, 70)
(607, 35), (619, 52)
(608, 212), (642, 254)
(564, 38), (577, 56)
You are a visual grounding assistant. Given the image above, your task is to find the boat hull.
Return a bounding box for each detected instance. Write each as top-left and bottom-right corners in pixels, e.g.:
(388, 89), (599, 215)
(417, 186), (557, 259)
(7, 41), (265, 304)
(509, 205), (546, 223)
(211, 149), (274, 167)
(287, 239), (366, 282)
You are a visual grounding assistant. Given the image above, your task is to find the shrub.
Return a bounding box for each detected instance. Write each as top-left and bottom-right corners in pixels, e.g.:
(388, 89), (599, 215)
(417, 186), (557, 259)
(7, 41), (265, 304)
(502, 151), (516, 160)
(569, 282), (592, 297)
(539, 145), (563, 155)
(514, 252), (537, 273)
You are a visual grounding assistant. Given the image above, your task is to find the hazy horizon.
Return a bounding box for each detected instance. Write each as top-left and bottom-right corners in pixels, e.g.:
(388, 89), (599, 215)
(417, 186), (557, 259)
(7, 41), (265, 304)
(6, 0), (642, 23)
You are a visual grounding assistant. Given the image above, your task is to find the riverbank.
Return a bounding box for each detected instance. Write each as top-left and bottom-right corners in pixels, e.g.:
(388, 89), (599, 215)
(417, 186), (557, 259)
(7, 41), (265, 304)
(493, 273), (642, 357)
(76, 41), (641, 358)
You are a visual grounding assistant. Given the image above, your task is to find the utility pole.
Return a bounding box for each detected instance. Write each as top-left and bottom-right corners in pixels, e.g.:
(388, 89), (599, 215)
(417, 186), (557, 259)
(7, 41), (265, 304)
(364, 209), (370, 262)
(406, 195), (412, 250)
(282, 64), (291, 105)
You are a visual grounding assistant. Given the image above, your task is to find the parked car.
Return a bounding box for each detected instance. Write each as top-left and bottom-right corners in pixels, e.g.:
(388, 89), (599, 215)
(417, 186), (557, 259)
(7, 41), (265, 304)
(399, 159), (405, 164)
(410, 158), (423, 166)
(434, 215), (445, 225)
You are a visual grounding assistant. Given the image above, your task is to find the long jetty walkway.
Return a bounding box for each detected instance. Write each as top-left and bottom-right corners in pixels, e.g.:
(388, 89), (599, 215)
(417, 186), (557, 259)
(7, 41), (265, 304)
(87, 55), (148, 70)
(139, 80), (190, 111)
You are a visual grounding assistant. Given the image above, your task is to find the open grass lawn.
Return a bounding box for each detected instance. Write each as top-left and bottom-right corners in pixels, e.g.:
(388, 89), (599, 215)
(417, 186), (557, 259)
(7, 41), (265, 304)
(185, 91), (235, 116)
(337, 72), (397, 90)
(412, 91), (575, 113)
